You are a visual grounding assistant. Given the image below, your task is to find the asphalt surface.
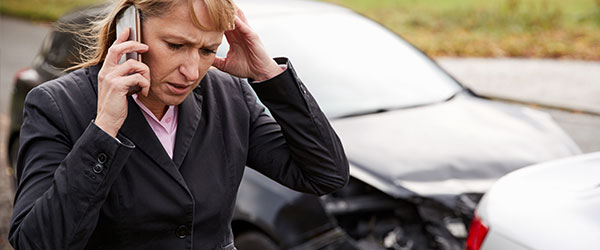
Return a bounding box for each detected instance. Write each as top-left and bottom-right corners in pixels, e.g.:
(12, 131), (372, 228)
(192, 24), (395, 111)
(0, 17), (52, 114)
(0, 15), (599, 249)
(437, 58), (600, 115)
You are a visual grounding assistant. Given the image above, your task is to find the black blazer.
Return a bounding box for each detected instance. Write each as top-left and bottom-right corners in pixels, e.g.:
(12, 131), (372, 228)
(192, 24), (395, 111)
(9, 58), (349, 250)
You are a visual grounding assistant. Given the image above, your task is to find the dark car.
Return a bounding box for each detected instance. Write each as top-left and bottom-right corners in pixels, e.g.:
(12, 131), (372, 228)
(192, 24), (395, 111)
(7, 0), (581, 249)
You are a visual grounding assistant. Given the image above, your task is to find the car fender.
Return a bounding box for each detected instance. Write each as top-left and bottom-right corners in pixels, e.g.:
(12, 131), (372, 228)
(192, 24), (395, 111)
(233, 168), (337, 248)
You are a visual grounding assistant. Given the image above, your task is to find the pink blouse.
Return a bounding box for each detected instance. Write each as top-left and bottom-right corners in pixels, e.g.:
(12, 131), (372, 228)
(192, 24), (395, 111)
(132, 94), (178, 159)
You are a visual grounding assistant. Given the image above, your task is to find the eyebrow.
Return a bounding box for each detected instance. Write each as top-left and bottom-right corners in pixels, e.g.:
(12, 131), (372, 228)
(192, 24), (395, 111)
(163, 33), (221, 48)
(202, 42), (221, 49)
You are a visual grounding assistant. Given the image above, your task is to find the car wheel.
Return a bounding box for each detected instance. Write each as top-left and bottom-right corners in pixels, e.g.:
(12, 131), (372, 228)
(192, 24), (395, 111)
(8, 139), (19, 190)
(234, 231), (280, 250)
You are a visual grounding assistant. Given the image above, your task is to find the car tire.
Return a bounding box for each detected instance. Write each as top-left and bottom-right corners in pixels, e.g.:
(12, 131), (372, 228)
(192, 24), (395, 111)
(234, 231), (280, 250)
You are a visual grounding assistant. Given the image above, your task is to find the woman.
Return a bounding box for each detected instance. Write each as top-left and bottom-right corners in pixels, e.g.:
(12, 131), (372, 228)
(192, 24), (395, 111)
(9, 0), (349, 249)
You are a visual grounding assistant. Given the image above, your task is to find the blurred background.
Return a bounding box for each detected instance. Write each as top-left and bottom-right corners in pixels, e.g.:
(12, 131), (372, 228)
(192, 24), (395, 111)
(0, 0), (599, 249)
(3, 0), (600, 59)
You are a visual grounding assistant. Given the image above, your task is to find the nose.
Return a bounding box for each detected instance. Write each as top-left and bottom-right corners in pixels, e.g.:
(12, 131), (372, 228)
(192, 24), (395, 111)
(179, 52), (200, 82)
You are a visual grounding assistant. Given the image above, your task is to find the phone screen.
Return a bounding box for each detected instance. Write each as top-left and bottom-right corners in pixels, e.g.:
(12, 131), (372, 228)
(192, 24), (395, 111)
(116, 5), (142, 95)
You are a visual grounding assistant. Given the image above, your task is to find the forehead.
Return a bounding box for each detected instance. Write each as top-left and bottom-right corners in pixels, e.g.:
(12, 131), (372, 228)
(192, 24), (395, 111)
(145, 1), (222, 44)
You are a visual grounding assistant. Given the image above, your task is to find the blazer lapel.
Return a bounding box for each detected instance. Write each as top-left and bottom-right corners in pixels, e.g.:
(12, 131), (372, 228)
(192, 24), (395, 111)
(172, 92), (202, 168)
(87, 64), (192, 190)
(119, 97), (189, 189)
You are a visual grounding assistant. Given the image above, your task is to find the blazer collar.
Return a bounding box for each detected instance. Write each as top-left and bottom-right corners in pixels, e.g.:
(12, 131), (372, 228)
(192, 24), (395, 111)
(118, 89), (203, 188)
(86, 64), (202, 189)
(120, 97), (191, 189)
(86, 65), (172, 168)
(173, 91), (203, 168)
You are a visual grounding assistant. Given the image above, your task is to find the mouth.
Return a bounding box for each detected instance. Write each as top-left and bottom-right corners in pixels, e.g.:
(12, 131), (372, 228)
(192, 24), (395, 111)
(166, 82), (192, 95)
(168, 82), (190, 89)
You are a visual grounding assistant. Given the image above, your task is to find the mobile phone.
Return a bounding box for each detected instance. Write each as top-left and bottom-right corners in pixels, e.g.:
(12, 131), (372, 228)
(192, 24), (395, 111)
(116, 5), (142, 95)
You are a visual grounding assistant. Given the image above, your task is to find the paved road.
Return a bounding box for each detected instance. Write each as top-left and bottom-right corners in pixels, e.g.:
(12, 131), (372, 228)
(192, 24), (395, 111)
(0, 17), (52, 115)
(437, 58), (600, 115)
(0, 15), (599, 250)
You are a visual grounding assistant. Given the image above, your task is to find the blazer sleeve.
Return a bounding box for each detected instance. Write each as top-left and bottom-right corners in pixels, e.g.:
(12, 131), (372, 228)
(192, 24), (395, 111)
(242, 57), (349, 196)
(9, 85), (135, 250)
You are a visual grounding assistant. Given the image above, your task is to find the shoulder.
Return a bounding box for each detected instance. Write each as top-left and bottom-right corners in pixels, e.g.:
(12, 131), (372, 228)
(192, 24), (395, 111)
(30, 67), (94, 103)
(193, 68), (260, 117)
(196, 68), (248, 97)
(201, 68), (243, 89)
(25, 67), (97, 124)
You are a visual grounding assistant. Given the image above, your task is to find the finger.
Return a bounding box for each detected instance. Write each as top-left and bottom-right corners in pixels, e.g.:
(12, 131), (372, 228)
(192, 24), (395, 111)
(105, 40), (149, 66)
(136, 73), (151, 97)
(121, 73), (150, 95)
(140, 82), (150, 97)
(112, 58), (150, 78)
(223, 27), (237, 42)
(103, 28), (131, 65)
(115, 27), (131, 44)
(120, 60), (151, 97)
(212, 57), (226, 71)
(232, 15), (254, 37)
(235, 6), (249, 25)
(110, 41), (149, 64)
(134, 61), (151, 97)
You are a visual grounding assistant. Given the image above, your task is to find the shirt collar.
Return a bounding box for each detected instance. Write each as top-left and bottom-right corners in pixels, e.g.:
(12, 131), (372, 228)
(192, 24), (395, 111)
(132, 94), (178, 131)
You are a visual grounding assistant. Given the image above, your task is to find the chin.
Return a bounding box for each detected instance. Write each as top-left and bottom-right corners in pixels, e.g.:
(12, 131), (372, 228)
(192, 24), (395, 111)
(163, 97), (187, 106)
(150, 85), (194, 106)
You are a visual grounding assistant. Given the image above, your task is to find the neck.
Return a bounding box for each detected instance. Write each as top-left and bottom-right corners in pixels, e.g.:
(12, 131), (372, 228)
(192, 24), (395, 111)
(137, 94), (168, 120)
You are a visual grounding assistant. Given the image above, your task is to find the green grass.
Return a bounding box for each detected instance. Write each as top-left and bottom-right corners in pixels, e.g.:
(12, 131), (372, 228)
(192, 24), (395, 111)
(0, 0), (99, 21)
(1, 0), (599, 59)
(321, 0), (600, 60)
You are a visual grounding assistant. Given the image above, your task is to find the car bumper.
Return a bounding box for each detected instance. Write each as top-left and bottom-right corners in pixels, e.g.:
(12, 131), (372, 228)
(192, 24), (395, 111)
(481, 229), (532, 250)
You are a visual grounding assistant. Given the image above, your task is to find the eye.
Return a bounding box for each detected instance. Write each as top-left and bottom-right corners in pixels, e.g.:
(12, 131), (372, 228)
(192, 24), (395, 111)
(167, 42), (183, 50)
(200, 48), (217, 56)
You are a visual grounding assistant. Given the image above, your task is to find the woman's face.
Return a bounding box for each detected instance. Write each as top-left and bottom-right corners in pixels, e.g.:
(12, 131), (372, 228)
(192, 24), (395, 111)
(140, 1), (224, 109)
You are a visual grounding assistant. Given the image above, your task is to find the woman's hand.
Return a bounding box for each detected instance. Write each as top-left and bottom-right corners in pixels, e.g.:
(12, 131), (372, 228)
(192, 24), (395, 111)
(95, 28), (151, 138)
(212, 8), (283, 81)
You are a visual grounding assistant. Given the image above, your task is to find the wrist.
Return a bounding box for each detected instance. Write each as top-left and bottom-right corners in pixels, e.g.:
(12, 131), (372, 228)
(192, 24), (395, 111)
(94, 116), (119, 138)
(253, 62), (284, 82)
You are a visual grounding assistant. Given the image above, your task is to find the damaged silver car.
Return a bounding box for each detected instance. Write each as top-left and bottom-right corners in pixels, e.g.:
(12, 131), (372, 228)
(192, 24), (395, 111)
(230, 0), (580, 249)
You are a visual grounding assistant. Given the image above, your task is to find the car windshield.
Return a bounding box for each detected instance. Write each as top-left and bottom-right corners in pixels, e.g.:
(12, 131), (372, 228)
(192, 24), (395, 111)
(221, 5), (464, 118)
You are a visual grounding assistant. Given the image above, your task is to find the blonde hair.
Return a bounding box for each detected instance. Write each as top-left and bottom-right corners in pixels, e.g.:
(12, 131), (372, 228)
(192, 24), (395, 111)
(69, 0), (235, 70)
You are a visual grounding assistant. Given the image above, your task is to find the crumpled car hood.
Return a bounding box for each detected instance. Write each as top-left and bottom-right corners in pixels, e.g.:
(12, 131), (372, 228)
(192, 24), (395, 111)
(330, 95), (581, 199)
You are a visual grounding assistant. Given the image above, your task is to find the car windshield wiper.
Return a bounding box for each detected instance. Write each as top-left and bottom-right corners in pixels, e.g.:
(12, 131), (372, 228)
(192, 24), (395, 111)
(336, 92), (462, 119)
(337, 108), (391, 119)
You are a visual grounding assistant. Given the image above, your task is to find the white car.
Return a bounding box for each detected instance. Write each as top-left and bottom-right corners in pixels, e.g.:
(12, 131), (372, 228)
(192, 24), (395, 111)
(466, 152), (600, 250)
